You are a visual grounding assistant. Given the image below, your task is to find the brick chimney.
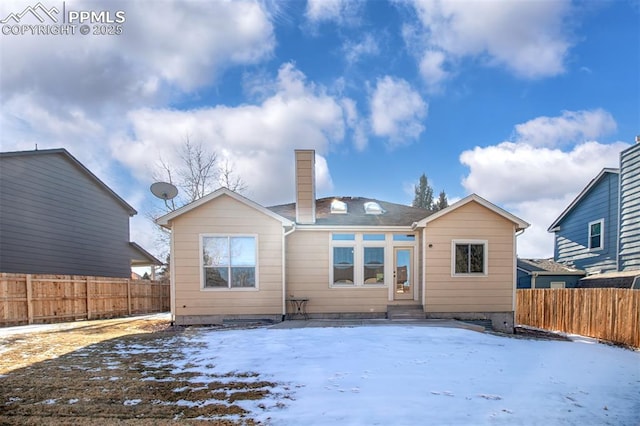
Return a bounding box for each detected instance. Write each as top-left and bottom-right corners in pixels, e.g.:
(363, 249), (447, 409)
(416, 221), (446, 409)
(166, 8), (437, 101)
(295, 149), (316, 224)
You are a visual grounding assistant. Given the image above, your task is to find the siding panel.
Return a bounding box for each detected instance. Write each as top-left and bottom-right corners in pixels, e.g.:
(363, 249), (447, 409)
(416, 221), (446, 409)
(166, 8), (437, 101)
(171, 194), (285, 319)
(0, 152), (133, 277)
(554, 172), (619, 273)
(619, 144), (640, 271)
(424, 201), (515, 313)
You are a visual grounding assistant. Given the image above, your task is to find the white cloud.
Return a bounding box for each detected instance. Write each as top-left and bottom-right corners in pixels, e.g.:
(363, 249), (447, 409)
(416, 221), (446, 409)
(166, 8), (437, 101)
(419, 50), (450, 92)
(370, 76), (428, 148)
(305, 0), (361, 24)
(459, 109), (630, 258)
(343, 33), (380, 64)
(405, 0), (574, 83)
(111, 63), (353, 206)
(513, 109), (617, 147)
(0, 0), (275, 109)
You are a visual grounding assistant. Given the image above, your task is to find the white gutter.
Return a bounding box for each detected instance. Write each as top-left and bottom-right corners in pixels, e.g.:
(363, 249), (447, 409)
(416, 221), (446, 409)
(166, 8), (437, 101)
(293, 225), (414, 232)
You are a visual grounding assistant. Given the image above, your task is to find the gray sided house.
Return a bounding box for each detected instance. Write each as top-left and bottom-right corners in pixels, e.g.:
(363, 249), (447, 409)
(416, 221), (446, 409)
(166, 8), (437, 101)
(517, 258), (585, 289)
(0, 148), (160, 278)
(548, 142), (640, 284)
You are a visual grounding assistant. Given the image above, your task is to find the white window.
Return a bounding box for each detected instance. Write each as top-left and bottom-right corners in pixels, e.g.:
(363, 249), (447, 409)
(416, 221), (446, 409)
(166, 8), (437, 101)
(550, 281), (566, 289)
(201, 235), (257, 289)
(331, 199), (348, 214)
(588, 219), (604, 250)
(452, 240), (487, 276)
(331, 233), (389, 286)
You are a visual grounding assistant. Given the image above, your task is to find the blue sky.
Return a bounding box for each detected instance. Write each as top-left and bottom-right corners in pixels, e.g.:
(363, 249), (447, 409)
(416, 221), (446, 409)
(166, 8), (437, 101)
(1, 0), (638, 259)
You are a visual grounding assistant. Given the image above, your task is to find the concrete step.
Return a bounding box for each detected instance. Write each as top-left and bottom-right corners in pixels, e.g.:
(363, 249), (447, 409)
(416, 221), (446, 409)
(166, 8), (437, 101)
(387, 305), (425, 320)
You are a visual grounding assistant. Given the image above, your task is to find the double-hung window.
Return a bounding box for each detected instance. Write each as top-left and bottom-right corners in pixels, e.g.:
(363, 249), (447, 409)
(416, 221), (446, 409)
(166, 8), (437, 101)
(363, 234), (385, 284)
(588, 219), (604, 250)
(332, 234), (355, 284)
(453, 240), (487, 276)
(202, 235), (257, 289)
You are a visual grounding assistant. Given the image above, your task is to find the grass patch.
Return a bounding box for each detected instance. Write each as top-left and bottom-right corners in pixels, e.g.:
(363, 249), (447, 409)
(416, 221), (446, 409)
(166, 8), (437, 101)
(0, 319), (284, 424)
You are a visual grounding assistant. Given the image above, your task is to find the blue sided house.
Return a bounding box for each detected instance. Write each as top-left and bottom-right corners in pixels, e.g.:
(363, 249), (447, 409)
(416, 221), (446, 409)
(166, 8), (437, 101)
(517, 258), (585, 289)
(548, 142), (640, 281)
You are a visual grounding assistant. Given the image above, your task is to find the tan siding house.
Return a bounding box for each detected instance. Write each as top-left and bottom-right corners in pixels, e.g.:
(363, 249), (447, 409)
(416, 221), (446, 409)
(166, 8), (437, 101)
(157, 149), (529, 332)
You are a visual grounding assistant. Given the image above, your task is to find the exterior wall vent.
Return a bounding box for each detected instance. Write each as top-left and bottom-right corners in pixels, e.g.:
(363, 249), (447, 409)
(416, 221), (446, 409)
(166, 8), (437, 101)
(331, 199), (348, 214)
(364, 201), (384, 215)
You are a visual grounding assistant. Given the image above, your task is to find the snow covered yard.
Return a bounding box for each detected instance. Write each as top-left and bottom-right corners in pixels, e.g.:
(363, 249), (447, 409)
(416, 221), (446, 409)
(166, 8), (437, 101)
(181, 326), (640, 425)
(1, 323), (638, 425)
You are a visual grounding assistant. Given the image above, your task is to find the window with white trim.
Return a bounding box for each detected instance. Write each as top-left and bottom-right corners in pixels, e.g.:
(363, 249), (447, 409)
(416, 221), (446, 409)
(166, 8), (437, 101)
(550, 281), (566, 289)
(452, 240), (487, 275)
(588, 219), (604, 250)
(202, 235), (256, 289)
(331, 233), (389, 286)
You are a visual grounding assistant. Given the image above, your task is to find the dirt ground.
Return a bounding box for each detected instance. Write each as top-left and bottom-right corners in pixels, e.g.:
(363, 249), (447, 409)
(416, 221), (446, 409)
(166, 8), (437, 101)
(0, 316), (277, 425)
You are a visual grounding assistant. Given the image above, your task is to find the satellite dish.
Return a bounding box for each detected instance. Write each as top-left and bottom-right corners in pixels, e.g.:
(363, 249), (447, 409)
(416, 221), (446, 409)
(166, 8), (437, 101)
(150, 182), (178, 200)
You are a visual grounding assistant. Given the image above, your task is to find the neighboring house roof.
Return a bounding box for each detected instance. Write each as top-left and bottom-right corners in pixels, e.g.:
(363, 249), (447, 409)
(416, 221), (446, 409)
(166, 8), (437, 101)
(0, 148), (137, 216)
(155, 187), (294, 227)
(517, 258), (585, 276)
(129, 242), (163, 266)
(578, 270), (640, 289)
(415, 194), (530, 231)
(268, 196), (432, 227)
(547, 168), (619, 232)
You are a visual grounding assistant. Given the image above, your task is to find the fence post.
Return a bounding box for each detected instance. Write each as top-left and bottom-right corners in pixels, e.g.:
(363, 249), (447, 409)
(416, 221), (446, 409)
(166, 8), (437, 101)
(127, 279), (132, 316)
(86, 276), (92, 320)
(1, 273), (7, 323)
(26, 274), (33, 324)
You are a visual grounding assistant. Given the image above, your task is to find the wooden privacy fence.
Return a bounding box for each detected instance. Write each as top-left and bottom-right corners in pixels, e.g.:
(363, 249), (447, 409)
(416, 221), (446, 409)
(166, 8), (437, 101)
(0, 273), (170, 326)
(516, 288), (640, 348)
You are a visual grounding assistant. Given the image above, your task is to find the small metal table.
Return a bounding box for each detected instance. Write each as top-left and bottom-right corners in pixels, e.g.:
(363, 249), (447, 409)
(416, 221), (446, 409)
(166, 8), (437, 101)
(286, 298), (309, 320)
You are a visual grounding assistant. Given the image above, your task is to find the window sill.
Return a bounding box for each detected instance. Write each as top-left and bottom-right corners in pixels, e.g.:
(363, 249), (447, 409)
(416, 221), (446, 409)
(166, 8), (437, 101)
(451, 273), (488, 278)
(201, 287), (259, 292)
(330, 283), (388, 288)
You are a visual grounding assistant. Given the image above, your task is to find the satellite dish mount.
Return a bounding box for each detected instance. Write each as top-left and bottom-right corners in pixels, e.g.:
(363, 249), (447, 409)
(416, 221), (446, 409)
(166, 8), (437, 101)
(150, 181), (178, 211)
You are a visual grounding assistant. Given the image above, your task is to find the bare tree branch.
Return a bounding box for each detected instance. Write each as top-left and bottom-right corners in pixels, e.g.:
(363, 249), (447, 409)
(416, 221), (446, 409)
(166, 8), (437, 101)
(218, 157), (247, 193)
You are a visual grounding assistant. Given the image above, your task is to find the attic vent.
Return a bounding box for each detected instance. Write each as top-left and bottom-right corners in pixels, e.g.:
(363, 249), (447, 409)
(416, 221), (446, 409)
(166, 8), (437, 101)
(331, 199), (348, 214)
(364, 201), (384, 215)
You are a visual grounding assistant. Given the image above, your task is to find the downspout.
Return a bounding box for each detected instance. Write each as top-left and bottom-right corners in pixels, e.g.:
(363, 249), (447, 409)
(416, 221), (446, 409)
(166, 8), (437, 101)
(422, 227), (427, 308)
(282, 225), (297, 320)
(169, 225), (176, 325)
(513, 227), (525, 313)
(531, 272), (537, 289)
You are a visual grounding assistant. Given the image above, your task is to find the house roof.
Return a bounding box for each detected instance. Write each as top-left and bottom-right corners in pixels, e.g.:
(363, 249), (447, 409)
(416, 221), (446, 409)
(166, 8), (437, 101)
(577, 270), (640, 289)
(517, 258), (585, 276)
(415, 194), (530, 231)
(129, 242), (163, 266)
(155, 187), (294, 227)
(547, 168), (619, 232)
(0, 148), (137, 216)
(268, 196), (432, 227)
